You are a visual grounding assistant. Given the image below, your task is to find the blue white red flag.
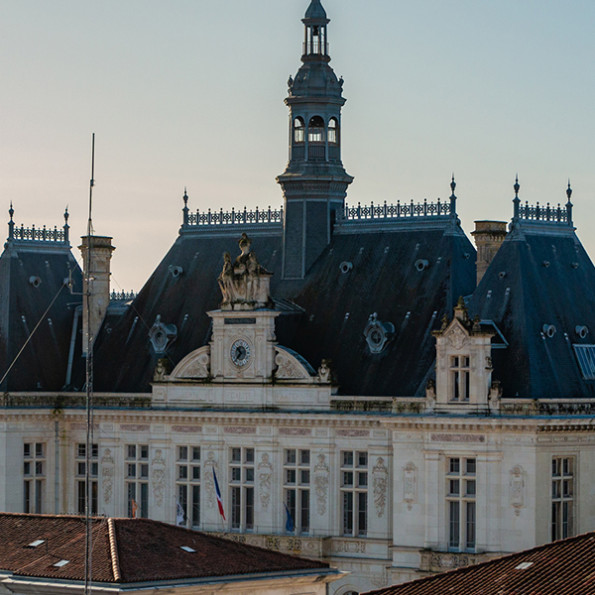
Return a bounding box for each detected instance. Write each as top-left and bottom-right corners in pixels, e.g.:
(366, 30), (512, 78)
(212, 468), (226, 521)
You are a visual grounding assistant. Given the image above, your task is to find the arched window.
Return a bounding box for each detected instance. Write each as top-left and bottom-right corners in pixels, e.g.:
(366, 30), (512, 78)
(328, 118), (338, 144)
(308, 116), (324, 143)
(293, 117), (305, 143)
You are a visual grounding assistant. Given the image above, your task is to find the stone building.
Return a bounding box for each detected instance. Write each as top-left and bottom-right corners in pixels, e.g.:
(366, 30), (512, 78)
(1, 1), (595, 594)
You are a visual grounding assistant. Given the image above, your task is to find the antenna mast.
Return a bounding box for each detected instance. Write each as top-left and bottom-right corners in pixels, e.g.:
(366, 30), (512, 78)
(84, 133), (95, 595)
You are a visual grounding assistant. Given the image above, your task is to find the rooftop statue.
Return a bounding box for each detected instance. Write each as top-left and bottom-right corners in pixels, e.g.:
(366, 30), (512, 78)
(218, 234), (273, 310)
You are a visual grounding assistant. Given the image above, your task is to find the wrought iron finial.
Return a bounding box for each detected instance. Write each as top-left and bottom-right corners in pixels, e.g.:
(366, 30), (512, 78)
(566, 179), (573, 227)
(8, 202), (14, 240)
(514, 175), (520, 198)
(566, 180), (572, 202)
(64, 206), (69, 224)
(450, 174), (456, 195)
(9, 202), (14, 221)
(183, 188), (188, 206)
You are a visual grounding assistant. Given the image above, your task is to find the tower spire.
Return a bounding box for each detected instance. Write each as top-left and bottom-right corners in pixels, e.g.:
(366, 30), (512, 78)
(277, 1), (353, 280)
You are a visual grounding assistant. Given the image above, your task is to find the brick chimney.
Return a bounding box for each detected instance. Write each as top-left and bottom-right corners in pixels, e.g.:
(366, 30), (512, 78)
(471, 221), (507, 285)
(79, 236), (115, 354)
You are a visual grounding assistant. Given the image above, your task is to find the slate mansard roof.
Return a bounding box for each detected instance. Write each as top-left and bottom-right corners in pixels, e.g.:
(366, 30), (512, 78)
(365, 530), (595, 595)
(469, 215), (595, 398)
(87, 212), (476, 396)
(0, 513), (333, 587)
(0, 213), (82, 392)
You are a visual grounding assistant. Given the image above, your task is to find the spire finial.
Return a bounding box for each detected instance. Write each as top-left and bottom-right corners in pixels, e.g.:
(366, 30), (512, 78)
(450, 173), (456, 195)
(566, 179), (572, 203)
(64, 206), (69, 224)
(183, 188), (188, 206)
(9, 202), (14, 221)
(182, 188), (189, 226)
(514, 174), (520, 198)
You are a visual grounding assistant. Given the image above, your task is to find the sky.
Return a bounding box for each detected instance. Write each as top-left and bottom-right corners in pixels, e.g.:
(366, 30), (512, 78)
(2, 0), (595, 292)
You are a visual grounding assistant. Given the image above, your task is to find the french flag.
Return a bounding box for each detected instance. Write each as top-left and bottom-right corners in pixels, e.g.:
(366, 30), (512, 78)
(213, 468), (226, 521)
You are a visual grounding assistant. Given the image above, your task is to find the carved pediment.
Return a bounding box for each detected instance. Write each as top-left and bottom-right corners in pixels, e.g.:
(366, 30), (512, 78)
(445, 322), (469, 349)
(274, 346), (316, 382)
(170, 346), (211, 379)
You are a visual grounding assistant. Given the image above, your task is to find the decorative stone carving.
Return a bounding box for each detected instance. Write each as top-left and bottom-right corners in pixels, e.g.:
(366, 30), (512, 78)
(363, 313), (395, 354)
(218, 234), (273, 310)
(101, 448), (114, 504)
(148, 315), (177, 354)
(153, 358), (170, 382)
(273, 346), (316, 381)
(314, 453), (329, 516)
(204, 451), (217, 509)
(275, 351), (302, 379)
(170, 346), (211, 379)
(447, 324), (467, 349)
(258, 453), (273, 510)
(425, 379), (436, 412)
(317, 359), (331, 383)
(151, 449), (166, 507)
(403, 462), (417, 511)
(509, 465), (525, 516)
(489, 380), (502, 414)
(372, 457), (388, 517)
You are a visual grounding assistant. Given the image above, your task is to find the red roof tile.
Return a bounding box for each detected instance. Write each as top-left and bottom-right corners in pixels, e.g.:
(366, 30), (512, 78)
(365, 532), (595, 595)
(0, 513), (330, 585)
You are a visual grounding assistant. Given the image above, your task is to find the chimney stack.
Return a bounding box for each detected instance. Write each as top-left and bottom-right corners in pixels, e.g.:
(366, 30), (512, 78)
(471, 221), (507, 285)
(79, 236), (115, 354)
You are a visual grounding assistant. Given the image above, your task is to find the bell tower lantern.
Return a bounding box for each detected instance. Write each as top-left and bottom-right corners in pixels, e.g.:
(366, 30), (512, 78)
(277, 0), (353, 279)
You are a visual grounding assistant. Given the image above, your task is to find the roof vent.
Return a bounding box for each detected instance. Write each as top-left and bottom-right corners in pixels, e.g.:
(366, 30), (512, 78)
(29, 275), (41, 288)
(542, 324), (556, 338)
(542, 260), (550, 268)
(169, 265), (184, 278)
(180, 545), (196, 553)
(515, 561), (534, 570)
(498, 271), (506, 279)
(576, 325), (589, 339)
(571, 262), (579, 269)
(339, 261), (353, 274)
(415, 259), (429, 272)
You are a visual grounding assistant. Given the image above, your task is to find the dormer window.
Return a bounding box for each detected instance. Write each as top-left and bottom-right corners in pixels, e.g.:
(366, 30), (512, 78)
(308, 116), (324, 143)
(328, 118), (338, 144)
(293, 117), (305, 143)
(450, 356), (470, 402)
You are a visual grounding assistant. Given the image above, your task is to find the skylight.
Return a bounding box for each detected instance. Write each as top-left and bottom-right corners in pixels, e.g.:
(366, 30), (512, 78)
(53, 560), (70, 568)
(180, 545), (196, 553)
(27, 539), (45, 548)
(515, 561), (534, 570)
(573, 345), (595, 380)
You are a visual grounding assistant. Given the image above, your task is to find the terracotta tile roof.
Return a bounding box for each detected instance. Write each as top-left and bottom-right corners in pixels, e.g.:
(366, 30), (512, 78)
(365, 532), (595, 595)
(0, 513), (330, 585)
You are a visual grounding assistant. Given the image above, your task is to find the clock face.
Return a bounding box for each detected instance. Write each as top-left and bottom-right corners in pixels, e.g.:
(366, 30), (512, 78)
(230, 339), (251, 367)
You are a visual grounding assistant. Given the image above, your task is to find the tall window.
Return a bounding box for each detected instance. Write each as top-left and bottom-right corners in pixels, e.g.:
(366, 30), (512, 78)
(340, 451), (368, 536)
(293, 117), (305, 143)
(308, 116), (324, 143)
(76, 443), (98, 514)
(450, 356), (470, 401)
(284, 449), (310, 534)
(552, 457), (574, 540)
(446, 457), (476, 551)
(328, 118), (338, 144)
(23, 442), (45, 513)
(125, 444), (149, 518)
(229, 447), (254, 531)
(176, 446), (201, 528)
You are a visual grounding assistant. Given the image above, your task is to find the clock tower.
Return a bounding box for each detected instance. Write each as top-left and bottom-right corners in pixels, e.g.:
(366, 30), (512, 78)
(209, 233), (280, 382)
(277, 0), (353, 279)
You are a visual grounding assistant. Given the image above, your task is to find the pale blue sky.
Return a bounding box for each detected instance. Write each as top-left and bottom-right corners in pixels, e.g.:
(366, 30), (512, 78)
(2, 1), (594, 291)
